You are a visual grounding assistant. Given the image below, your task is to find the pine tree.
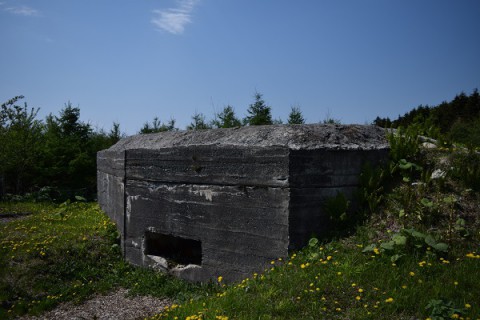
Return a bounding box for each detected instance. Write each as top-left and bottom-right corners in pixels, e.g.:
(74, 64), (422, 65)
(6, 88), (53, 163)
(212, 105), (242, 128)
(287, 106), (305, 124)
(140, 117), (176, 133)
(187, 112), (211, 130)
(244, 92), (273, 126)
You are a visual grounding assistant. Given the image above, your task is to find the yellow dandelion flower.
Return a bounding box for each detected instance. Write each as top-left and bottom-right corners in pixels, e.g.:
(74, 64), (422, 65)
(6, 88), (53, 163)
(217, 276), (223, 283)
(465, 303), (471, 309)
(355, 296), (361, 301)
(409, 271), (415, 276)
(385, 297), (394, 303)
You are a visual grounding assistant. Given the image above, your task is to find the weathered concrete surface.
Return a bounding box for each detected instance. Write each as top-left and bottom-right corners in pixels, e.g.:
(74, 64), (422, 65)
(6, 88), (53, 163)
(97, 124), (389, 282)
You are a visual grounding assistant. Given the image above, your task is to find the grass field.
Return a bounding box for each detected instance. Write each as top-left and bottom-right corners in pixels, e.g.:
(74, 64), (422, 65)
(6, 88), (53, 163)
(1, 137), (479, 319)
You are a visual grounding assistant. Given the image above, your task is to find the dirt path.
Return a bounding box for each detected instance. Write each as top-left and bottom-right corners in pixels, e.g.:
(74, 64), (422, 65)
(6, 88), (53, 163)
(0, 212), (32, 224)
(20, 288), (171, 320)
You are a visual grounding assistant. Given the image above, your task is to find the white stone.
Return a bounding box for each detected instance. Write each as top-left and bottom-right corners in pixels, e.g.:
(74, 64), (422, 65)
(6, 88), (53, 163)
(431, 169), (446, 180)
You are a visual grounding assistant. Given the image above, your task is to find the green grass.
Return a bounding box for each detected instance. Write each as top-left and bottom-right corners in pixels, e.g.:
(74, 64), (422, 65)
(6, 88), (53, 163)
(148, 234), (479, 320)
(0, 201), (215, 319)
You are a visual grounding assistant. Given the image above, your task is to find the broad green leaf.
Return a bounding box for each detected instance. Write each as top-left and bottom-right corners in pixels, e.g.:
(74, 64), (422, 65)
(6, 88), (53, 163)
(308, 238), (319, 247)
(420, 198), (434, 207)
(425, 235), (437, 247)
(392, 234), (407, 246)
(455, 218), (466, 227)
(75, 195), (87, 202)
(398, 159), (412, 170)
(433, 242), (448, 252)
(380, 241), (395, 251)
(362, 244), (376, 253)
(403, 228), (426, 239)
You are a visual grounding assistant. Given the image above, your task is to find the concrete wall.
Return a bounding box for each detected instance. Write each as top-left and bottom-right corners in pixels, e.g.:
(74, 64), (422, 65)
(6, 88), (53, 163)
(124, 145), (290, 282)
(97, 124), (389, 282)
(97, 150), (126, 252)
(288, 149), (389, 249)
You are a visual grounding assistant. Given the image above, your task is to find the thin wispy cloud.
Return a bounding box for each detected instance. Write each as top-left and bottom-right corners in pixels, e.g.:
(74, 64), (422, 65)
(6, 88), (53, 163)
(2, 3), (40, 16)
(151, 0), (199, 35)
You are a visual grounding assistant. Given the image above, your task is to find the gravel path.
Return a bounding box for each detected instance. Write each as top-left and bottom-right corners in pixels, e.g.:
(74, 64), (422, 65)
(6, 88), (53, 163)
(21, 288), (172, 320)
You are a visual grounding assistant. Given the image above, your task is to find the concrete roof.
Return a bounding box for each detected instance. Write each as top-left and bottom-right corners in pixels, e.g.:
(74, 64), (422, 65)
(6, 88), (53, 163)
(109, 124), (389, 151)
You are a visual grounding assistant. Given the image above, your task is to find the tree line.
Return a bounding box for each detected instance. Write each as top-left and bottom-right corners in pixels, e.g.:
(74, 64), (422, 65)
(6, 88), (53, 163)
(140, 92), (306, 133)
(373, 89), (480, 147)
(0, 92), (308, 201)
(6, 88), (475, 201)
(0, 96), (121, 200)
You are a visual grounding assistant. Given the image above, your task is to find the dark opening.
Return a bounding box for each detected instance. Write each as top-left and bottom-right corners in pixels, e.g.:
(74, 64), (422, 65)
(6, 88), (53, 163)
(144, 231), (202, 266)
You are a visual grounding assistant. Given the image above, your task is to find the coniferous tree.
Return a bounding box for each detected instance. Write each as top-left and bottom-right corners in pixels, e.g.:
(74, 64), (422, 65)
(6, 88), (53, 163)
(187, 112), (211, 130)
(287, 106), (305, 124)
(1, 97), (123, 199)
(42, 103), (94, 195)
(108, 122), (123, 144)
(243, 92), (273, 126)
(140, 117), (176, 133)
(212, 105), (241, 128)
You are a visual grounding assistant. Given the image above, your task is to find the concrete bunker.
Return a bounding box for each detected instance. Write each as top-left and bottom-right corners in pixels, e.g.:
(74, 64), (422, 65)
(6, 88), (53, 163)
(97, 124), (389, 282)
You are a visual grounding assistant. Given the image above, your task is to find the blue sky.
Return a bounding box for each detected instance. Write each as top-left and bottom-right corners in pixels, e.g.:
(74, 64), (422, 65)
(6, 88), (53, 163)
(1, 0), (479, 135)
